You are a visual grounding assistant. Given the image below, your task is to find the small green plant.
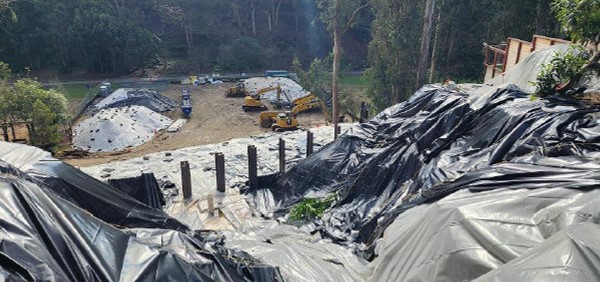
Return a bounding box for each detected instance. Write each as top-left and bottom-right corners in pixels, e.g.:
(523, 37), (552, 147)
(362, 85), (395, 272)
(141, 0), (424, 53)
(532, 45), (591, 96)
(288, 192), (338, 222)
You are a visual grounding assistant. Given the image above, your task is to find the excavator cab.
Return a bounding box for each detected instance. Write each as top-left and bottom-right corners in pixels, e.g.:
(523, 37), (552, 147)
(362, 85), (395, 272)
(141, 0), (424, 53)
(257, 93), (324, 130)
(242, 95), (268, 111)
(271, 111), (298, 132)
(226, 82), (249, 97)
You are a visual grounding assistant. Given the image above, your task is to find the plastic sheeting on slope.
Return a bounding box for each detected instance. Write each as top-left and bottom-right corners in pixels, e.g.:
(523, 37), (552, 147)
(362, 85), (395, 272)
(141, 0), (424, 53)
(243, 84), (600, 246)
(0, 142), (283, 281)
(474, 223), (600, 281)
(243, 77), (309, 102)
(108, 173), (165, 209)
(73, 106), (172, 152)
(370, 175), (600, 281)
(95, 88), (176, 113)
(223, 220), (371, 282)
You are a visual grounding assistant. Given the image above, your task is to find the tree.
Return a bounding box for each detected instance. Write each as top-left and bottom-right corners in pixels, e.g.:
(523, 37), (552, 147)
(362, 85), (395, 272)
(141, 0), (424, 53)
(0, 60), (10, 80)
(532, 0), (600, 96)
(416, 0), (436, 88)
(367, 0), (422, 111)
(0, 0), (18, 22)
(30, 99), (61, 148)
(228, 36), (263, 71)
(317, 0), (371, 132)
(0, 62), (18, 141)
(292, 56), (332, 98)
(10, 79), (69, 147)
(267, 0), (283, 31)
(0, 80), (13, 141)
(552, 0), (600, 49)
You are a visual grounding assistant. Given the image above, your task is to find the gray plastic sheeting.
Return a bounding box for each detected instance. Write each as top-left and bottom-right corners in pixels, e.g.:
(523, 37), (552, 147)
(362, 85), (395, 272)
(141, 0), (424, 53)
(0, 142), (284, 281)
(223, 220), (371, 282)
(475, 223), (600, 281)
(370, 187), (600, 281)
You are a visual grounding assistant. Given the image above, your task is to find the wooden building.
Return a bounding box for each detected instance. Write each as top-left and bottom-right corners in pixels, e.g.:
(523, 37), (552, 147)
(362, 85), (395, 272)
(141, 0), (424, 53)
(483, 35), (571, 83)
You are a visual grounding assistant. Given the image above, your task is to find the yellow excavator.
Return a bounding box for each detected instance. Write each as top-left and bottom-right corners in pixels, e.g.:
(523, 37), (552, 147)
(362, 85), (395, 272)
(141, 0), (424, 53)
(226, 82), (250, 97)
(259, 110), (300, 131)
(242, 85), (283, 111)
(258, 95), (323, 131)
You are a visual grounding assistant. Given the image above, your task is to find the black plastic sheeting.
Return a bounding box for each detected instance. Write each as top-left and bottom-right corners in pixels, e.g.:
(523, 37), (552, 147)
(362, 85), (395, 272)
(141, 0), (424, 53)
(108, 173), (165, 209)
(245, 84), (600, 247)
(0, 144), (283, 281)
(99, 88), (176, 113)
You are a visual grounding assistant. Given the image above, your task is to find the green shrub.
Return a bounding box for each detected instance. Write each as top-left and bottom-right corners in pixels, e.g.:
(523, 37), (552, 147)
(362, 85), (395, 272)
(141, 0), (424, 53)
(288, 192), (338, 222)
(533, 45), (590, 96)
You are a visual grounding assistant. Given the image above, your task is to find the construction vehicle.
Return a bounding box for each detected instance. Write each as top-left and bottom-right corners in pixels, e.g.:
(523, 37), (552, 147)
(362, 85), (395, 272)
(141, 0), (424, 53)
(258, 96), (322, 131)
(180, 88), (192, 118)
(226, 82), (249, 97)
(242, 85), (285, 111)
(259, 110), (299, 132)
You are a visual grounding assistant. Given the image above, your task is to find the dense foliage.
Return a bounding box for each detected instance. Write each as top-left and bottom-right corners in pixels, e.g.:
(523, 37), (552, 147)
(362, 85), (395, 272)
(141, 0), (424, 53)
(0, 71), (69, 148)
(534, 46), (590, 95)
(533, 0), (600, 97)
(552, 0), (600, 46)
(1, 0), (587, 114)
(0, 0), (339, 75)
(366, 0), (561, 111)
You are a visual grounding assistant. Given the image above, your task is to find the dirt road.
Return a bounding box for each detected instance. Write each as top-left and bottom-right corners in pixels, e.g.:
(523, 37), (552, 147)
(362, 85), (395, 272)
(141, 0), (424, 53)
(63, 83), (326, 167)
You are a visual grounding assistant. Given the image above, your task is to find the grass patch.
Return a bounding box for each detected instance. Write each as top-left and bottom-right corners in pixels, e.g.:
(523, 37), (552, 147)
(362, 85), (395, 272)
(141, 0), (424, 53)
(288, 192), (338, 222)
(339, 75), (368, 87)
(46, 84), (93, 100)
(46, 83), (121, 102)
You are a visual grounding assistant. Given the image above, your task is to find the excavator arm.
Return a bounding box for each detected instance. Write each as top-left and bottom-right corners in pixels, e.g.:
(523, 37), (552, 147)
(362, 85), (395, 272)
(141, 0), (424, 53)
(252, 85), (281, 99)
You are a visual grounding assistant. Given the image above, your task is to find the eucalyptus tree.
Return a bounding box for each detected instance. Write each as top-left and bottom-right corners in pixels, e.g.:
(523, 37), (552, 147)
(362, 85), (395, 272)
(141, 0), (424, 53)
(317, 0), (371, 129)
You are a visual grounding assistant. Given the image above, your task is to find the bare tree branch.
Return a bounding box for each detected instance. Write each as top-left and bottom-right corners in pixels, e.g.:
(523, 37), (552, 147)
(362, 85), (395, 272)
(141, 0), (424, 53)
(342, 0), (372, 34)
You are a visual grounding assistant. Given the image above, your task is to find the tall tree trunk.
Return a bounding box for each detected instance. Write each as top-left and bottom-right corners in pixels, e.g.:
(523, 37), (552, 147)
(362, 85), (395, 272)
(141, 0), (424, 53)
(332, 28), (341, 130)
(268, 12), (272, 31)
(295, 13), (299, 33)
(184, 25), (192, 49)
(26, 123), (33, 144)
(232, 3), (243, 29)
(1, 124), (8, 141)
(251, 3), (257, 36)
(429, 1), (442, 83)
(188, 17), (194, 46)
(535, 1), (546, 34)
(273, 0), (282, 29)
(292, 0), (299, 33)
(113, 0), (127, 18)
(416, 0), (436, 88)
(391, 84), (399, 105)
(10, 123), (16, 140)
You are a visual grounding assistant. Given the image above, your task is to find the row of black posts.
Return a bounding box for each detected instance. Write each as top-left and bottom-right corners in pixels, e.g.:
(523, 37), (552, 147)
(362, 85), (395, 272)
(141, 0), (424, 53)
(178, 102), (370, 198)
(179, 130), (318, 198)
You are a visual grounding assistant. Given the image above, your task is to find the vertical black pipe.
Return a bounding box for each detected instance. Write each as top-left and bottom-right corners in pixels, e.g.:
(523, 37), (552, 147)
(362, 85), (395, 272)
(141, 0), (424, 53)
(279, 138), (285, 173)
(307, 131), (314, 157)
(215, 153), (226, 193)
(248, 145), (258, 189)
(180, 161), (192, 199)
